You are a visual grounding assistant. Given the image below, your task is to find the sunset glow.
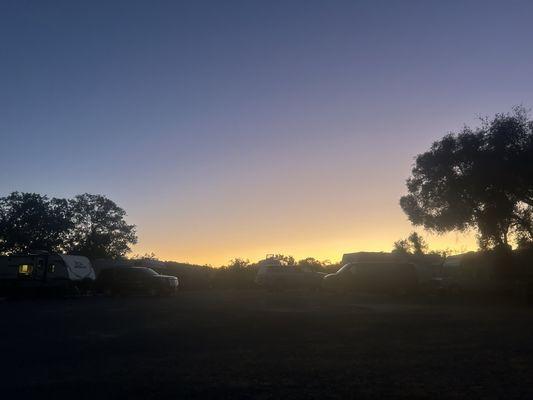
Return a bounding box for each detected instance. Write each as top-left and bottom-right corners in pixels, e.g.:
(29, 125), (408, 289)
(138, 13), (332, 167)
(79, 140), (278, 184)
(2, 1), (531, 265)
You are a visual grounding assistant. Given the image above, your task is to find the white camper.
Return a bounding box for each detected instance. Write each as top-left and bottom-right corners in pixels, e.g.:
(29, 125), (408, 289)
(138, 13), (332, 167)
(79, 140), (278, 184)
(0, 253), (95, 295)
(59, 255), (95, 281)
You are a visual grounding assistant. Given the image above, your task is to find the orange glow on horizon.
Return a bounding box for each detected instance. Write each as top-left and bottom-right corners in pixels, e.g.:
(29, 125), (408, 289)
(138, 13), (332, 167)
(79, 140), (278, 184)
(125, 126), (481, 267)
(132, 230), (478, 266)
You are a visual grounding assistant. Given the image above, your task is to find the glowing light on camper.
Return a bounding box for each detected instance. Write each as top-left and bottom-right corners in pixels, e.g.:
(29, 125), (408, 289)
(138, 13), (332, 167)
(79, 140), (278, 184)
(18, 264), (32, 275)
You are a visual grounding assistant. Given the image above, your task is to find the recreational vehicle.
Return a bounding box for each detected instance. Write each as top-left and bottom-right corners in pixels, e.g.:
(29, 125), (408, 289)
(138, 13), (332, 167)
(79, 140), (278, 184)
(0, 253), (95, 296)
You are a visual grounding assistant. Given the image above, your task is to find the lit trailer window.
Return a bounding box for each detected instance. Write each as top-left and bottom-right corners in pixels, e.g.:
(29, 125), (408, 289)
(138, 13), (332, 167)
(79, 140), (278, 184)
(18, 264), (33, 276)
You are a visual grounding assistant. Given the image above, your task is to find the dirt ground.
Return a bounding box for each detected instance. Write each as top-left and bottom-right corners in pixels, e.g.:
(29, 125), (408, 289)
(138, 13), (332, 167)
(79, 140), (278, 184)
(1, 290), (533, 399)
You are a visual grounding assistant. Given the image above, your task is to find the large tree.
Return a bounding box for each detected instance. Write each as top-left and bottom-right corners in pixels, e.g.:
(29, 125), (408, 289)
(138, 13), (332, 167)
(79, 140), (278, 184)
(0, 192), (137, 258)
(65, 194), (137, 259)
(0, 192), (72, 254)
(400, 106), (533, 249)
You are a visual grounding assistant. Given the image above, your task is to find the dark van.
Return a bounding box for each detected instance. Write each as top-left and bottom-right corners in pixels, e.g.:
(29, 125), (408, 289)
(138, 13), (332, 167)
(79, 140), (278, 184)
(323, 262), (418, 294)
(95, 267), (178, 296)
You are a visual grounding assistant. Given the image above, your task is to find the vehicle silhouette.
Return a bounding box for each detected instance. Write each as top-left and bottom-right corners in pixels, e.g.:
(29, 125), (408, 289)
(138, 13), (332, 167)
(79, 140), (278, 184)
(323, 262), (418, 294)
(95, 267), (178, 296)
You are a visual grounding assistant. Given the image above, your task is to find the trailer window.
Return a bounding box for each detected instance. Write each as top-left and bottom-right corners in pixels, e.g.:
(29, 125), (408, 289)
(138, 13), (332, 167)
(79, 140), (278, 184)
(48, 264), (55, 273)
(18, 264), (33, 276)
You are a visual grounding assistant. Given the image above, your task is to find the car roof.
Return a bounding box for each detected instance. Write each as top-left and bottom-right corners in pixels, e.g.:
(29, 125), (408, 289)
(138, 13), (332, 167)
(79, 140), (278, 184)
(346, 262), (415, 269)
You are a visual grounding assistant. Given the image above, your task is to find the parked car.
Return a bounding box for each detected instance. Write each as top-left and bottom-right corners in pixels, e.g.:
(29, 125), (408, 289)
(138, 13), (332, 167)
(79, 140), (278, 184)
(95, 267), (178, 296)
(0, 253), (95, 296)
(322, 262), (418, 294)
(255, 257), (325, 290)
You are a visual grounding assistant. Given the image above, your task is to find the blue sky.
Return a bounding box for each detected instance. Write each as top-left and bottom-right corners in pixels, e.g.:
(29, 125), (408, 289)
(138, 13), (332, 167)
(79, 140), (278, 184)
(2, 1), (533, 264)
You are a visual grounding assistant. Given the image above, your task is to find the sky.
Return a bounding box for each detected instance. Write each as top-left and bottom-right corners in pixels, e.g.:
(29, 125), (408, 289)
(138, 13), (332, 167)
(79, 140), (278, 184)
(2, 1), (533, 265)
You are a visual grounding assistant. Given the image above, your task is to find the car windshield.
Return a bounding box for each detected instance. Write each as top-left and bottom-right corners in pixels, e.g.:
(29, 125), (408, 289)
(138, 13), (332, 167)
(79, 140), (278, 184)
(135, 268), (158, 276)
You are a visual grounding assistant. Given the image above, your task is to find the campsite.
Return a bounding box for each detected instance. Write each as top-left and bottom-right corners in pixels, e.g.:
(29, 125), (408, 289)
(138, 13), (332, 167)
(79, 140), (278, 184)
(3, 1), (533, 398)
(2, 250), (533, 398)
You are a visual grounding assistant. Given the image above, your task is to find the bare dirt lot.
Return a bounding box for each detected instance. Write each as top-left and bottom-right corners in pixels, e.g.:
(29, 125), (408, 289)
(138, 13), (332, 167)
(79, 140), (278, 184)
(2, 291), (533, 399)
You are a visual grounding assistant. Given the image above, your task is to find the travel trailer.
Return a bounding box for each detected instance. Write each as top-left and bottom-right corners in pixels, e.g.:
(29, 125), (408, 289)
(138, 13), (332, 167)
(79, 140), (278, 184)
(0, 252), (95, 296)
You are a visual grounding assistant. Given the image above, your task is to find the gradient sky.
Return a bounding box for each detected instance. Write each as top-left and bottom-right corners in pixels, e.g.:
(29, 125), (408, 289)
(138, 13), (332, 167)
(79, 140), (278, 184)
(2, 1), (533, 265)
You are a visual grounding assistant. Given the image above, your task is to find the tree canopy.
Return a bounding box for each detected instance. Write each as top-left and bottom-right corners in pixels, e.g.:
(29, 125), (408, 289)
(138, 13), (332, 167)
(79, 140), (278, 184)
(297, 257), (328, 271)
(0, 192), (137, 259)
(400, 106), (533, 250)
(0, 192), (71, 254)
(226, 258), (251, 270)
(65, 194), (137, 259)
(392, 232), (428, 255)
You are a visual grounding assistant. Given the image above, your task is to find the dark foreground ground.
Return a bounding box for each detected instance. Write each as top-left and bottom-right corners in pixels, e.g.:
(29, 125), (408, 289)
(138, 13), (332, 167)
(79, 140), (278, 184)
(2, 291), (533, 399)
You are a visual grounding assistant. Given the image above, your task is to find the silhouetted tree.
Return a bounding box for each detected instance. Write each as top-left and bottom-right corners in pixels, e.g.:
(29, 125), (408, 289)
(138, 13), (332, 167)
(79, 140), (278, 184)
(409, 232), (428, 255)
(0, 192), (72, 255)
(226, 258), (250, 270)
(131, 252), (159, 262)
(400, 106), (533, 250)
(393, 232), (428, 255)
(298, 257), (327, 271)
(65, 194), (137, 259)
(272, 254), (296, 265)
(392, 239), (410, 255)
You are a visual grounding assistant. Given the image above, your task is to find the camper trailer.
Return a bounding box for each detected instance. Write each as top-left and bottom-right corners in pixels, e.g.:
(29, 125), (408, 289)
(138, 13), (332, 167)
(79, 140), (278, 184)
(0, 253), (95, 296)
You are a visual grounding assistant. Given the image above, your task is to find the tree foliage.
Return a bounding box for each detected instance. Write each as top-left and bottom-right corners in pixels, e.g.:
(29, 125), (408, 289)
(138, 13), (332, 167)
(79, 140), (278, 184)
(392, 232), (428, 255)
(226, 258), (251, 270)
(400, 106), (533, 249)
(271, 254), (296, 266)
(0, 192), (71, 255)
(297, 257), (328, 271)
(65, 194), (137, 259)
(0, 192), (137, 258)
